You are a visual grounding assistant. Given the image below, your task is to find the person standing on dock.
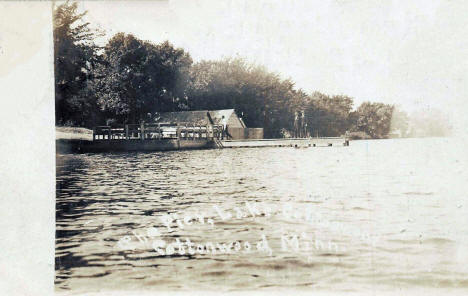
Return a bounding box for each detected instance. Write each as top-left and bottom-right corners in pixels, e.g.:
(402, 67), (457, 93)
(301, 111), (306, 138)
(221, 115), (227, 140)
(298, 111), (304, 138)
(221, 115), (232, 140)
(294, 111), (299, 138)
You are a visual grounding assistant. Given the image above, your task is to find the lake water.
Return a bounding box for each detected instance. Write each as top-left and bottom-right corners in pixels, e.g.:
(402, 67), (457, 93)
(55, 138), (468, 294)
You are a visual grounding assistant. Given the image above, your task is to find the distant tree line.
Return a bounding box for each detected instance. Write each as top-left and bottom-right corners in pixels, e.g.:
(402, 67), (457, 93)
(54, 1), (449, 139)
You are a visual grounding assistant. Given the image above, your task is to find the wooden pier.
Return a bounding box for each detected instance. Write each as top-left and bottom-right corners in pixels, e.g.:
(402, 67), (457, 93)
(220, 137), (349, 148)
(56, 122), (349, 153)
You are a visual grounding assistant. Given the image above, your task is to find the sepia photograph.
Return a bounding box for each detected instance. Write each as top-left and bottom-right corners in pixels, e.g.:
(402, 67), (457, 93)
(1, 0), (468, 295)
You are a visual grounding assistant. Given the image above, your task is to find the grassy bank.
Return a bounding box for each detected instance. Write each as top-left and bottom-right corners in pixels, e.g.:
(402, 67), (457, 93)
(56, 126), (93, 141)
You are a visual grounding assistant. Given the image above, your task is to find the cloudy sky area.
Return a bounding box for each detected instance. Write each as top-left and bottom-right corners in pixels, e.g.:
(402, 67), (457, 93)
(79, 0), (467, 130)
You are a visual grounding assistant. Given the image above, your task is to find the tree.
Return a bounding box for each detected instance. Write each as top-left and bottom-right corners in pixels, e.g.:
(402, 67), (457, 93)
(54, 1), (103, 126)
(187, 58), (302, 137)
(354, 102), (394, 138)
(305, 92), (354, 137)
(96, 33), (192, 123)
(408, 108), (451, 137)
(390, 106), (409, 137)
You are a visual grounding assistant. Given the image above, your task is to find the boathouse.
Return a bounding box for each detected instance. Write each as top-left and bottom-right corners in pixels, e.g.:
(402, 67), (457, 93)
(155, 109), (263, 140)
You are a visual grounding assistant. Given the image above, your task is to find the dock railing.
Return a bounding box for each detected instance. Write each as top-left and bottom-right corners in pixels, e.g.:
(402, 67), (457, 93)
(93, 123), (224, 141)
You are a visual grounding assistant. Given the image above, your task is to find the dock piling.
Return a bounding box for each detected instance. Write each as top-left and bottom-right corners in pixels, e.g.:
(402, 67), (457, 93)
(140, 122), (145, 140)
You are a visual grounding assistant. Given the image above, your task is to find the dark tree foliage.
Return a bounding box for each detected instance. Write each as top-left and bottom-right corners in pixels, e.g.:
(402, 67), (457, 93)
(354, 102), (394, 138)
(95, 33), (192, 123)
(305, 92), (354, 137)
(54, 1), (103, 127)
(187, 58), (303, 138)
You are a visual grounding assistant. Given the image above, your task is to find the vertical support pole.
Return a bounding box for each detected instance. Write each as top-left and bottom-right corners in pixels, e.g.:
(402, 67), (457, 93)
(93, 127), (96, 141)
(108, 126), (111, 140)
(177, 124), (181, 149)
(125, 125), (129, 140)
(140, 122), (145, 141)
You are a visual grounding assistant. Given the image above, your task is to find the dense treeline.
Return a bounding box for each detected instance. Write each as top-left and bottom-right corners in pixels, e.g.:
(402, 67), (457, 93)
(54, 1), (448, 139)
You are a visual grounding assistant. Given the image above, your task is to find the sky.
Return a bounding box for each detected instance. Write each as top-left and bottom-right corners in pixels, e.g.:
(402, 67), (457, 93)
(78, 0), (467, 130)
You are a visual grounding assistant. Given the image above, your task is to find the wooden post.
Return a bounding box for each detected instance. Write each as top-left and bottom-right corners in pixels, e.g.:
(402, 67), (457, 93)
(140, 122), (145, 140)
(176, 124), (181, 139)
(125, 125), (129, 140)
(93, 127), (96, 141)
(108, 126), (111, 140)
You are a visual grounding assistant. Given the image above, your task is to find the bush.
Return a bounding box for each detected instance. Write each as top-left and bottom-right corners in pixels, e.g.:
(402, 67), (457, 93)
(347, 131), (371, 140)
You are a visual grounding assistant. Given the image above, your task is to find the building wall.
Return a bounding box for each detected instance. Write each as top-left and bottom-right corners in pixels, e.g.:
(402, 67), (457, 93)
(227, 113), (245, 128)
(246, 128), (263, 139)
(228, 127), (264, 140)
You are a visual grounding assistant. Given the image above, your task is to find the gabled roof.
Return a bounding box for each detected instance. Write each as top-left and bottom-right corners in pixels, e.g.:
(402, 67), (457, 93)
(155, 109), (235, 126)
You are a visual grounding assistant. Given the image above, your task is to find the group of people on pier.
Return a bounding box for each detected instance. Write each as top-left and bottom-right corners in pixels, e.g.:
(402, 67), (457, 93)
(293, 111), (309, 138)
